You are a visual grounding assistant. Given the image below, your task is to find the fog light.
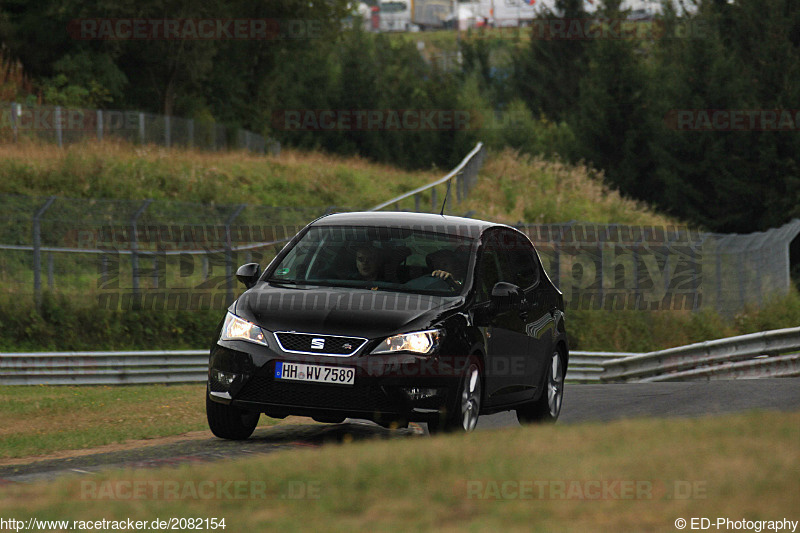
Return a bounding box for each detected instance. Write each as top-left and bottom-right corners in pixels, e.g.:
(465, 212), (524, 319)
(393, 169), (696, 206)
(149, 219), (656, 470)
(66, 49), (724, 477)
(403, 387), (440, 401)
(211, 369), (238, 392)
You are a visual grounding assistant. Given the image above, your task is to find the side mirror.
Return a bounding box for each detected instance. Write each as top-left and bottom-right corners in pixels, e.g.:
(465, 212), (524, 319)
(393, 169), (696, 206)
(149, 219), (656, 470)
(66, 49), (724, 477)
(236, 263), (261, 289)
(490, 282), (523, 313)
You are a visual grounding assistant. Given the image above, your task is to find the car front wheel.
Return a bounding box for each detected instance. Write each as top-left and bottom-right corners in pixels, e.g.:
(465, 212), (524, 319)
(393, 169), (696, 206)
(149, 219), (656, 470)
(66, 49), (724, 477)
(429, 356), (482, 433)
(206, 393), (260, 440)
(516, 349), (564, 424)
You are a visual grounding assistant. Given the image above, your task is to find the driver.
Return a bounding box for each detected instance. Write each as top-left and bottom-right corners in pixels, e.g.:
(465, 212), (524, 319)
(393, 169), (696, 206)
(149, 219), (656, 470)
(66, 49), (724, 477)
(429, 250), (464, 287)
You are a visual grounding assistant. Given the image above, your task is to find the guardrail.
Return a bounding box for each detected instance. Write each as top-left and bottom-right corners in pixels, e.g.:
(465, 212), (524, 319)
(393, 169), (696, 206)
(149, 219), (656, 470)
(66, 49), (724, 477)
(2, 327), (797, 385)
(369, 142), (485, 213)
(566, 351), (639, 384)
(0, 350), (207, 385)
(601, 326), (800, 383)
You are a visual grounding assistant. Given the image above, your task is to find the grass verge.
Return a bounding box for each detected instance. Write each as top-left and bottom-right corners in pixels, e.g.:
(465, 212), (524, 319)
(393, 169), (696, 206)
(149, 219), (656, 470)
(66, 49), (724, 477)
(0, 409), (797, 531)
(0, 384), (272, 460)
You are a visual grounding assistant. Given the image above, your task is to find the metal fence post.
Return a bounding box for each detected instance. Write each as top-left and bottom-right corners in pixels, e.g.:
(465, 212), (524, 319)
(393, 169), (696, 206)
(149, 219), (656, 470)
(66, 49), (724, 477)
(153, 253), (159, 288)
(55, 106), (63, 148)
(97, 109), (103, 141)
(226, 205), (247, 305)
(130, 199), (153, 297)
(738, 255), (746, 310)
(716, 244), (723, 311)
(47, 252), (54, 289)
(11, 102), (18, 143)
(139, 113), (145, 145)
(633, 231), (642, 309)
(33, 196), (57, 310)
(553, 225), (561, 289)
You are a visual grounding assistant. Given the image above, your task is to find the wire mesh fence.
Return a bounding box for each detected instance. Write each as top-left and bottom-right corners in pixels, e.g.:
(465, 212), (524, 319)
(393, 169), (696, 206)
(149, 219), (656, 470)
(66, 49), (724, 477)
(0, 143), (487, 311)
(0, 130), (794, 316)
(515, 220), (800, 315)
(0, 102), (280, 154)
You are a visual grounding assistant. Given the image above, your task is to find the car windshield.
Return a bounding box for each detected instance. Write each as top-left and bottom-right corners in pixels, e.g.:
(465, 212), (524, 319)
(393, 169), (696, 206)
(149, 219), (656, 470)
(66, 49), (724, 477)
(268, 225), (475, 296)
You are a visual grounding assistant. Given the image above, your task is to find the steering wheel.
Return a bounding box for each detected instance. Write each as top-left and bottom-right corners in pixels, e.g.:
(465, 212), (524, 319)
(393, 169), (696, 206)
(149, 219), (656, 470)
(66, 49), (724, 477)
(431, 270), (461, 292)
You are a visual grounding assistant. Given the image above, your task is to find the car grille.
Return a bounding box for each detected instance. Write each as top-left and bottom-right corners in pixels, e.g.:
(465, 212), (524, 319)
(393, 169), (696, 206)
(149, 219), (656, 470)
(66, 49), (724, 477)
(274, 332), (366, 356)
(236, 375), (396, 412)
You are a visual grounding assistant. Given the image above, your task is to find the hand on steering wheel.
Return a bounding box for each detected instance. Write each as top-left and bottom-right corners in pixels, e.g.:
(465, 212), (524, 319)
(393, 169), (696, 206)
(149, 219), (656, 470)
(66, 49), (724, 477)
(431, 270), (461, 290)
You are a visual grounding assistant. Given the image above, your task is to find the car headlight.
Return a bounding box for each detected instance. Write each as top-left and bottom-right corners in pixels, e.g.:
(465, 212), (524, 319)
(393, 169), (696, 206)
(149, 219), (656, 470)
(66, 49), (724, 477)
(371, 329), (443, 355)
(220, 312), (268, 347)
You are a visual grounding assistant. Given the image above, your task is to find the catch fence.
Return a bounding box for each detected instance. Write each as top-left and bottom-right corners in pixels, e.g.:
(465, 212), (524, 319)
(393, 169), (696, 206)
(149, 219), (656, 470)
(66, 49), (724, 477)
(514, 219), (800, 316)
(0, 143), (486, 310)
(1, 102), (280, 154)
(0, 130), (796, 315)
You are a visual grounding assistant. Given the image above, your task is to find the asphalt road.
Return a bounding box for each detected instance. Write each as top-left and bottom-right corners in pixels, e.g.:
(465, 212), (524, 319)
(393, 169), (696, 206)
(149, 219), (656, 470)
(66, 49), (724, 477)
(2, 378), (799, 484)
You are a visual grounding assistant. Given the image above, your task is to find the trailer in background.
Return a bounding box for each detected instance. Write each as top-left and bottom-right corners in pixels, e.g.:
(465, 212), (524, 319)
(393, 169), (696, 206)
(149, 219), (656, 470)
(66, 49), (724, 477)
(411, 0), (454, 30)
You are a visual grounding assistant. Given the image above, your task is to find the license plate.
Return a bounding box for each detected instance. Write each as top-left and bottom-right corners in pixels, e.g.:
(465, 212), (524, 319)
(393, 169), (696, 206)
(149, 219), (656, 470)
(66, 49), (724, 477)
(274, 362), (355, 386)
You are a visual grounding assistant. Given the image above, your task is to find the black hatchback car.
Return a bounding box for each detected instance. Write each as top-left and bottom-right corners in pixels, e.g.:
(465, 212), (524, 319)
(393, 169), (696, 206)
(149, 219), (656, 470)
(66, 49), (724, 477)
(206, 212), (568, 438)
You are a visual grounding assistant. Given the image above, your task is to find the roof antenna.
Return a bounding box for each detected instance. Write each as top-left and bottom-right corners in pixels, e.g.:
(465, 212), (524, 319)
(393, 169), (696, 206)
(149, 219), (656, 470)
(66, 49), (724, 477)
(440, 178), (452, 216)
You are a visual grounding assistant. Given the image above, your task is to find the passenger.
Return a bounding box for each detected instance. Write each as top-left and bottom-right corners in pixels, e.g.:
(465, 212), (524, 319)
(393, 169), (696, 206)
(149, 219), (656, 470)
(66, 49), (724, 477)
(353, 245), (383, 281)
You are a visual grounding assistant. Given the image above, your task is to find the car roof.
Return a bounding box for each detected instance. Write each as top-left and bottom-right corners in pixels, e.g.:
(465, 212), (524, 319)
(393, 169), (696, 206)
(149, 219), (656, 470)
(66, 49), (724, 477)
(312, 211), (502, 236)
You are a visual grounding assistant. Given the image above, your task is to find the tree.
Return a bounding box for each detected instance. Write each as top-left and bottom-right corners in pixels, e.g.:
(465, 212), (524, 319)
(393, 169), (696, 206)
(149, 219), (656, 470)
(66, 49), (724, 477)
(514, 0), (590, 123)
(648, 0), (800, 232)
(572, 0), (657, 203)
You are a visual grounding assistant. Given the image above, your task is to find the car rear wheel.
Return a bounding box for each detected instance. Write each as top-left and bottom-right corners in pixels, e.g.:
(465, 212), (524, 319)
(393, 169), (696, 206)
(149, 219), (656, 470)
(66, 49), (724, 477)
(206, 393), (260, 440)
(429, 356), (482, 433)
(516, 349), (564, 424)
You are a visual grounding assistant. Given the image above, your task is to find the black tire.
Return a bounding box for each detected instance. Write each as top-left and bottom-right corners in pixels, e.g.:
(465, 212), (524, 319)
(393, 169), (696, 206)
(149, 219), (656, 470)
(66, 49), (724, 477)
(428, 356), (482, 434)
(206, 394), (260, 440)
(516, 349), (564, 424)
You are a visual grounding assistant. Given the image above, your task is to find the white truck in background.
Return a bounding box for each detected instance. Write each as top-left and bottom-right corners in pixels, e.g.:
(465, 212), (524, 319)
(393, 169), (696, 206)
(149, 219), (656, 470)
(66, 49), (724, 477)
(378, 0), (413, 31)
(475, 0), (539, 27)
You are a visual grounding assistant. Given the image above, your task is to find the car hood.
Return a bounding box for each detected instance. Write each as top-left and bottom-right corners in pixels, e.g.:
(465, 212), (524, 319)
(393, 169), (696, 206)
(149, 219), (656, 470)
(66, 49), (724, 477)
(234, 283), (461, 339)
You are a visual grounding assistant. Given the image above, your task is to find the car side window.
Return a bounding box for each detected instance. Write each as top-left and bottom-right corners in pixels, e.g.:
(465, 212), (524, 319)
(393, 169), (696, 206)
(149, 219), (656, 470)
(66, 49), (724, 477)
(496, 230), (540, 290)
(476, 233), (503, 303)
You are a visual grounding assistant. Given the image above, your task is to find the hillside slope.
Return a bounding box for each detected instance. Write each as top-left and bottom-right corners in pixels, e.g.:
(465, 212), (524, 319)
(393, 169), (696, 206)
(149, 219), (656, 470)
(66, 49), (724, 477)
(0, 141), (674, 228)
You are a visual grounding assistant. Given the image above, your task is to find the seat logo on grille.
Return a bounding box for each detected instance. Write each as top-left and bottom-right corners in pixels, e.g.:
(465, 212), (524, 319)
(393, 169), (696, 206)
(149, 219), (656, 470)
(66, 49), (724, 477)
(311, 338), (326, 350)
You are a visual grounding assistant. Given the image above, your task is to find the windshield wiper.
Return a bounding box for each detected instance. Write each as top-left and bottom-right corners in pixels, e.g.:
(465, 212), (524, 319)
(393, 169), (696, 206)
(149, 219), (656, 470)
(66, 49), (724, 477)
(266, 278), (300, 285)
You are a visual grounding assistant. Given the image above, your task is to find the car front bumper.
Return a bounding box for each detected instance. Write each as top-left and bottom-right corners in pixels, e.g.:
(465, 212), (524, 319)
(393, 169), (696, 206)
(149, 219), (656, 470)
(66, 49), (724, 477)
(208, 340), (467, 423)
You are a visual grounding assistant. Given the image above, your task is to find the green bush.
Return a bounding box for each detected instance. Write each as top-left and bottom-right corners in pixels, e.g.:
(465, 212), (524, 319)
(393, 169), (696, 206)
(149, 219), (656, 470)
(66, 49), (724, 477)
(568, 289), (800, 353)
(0, 292), (221, 352)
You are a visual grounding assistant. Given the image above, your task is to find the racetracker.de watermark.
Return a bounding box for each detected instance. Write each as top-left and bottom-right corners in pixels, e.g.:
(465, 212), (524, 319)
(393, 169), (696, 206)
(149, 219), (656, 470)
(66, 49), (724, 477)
(0, 108), (140, 132)
(78, 479), (321, 500)
(665, 109), (800, 131)
(272, 109), (475, 132)
(68, 18), (323, 40)
(463, 479), (707, 500)
(272, 109), (593, 132)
